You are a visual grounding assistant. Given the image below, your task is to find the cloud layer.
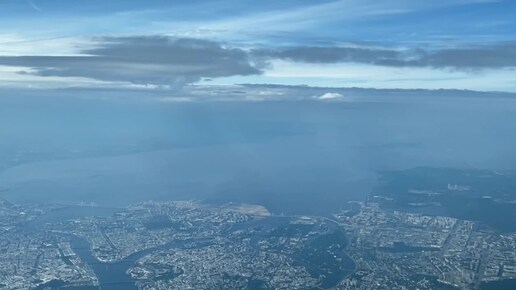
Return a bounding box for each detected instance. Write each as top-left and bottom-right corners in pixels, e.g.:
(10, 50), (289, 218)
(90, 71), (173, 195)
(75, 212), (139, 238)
(0, 36), (515, 90)
(255, 42), (516, 69)
(0, 36), (262, 88)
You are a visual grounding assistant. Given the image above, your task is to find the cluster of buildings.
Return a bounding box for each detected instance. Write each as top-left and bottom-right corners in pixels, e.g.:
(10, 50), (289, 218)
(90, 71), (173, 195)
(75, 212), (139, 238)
(48, 201), (338, 289)
(1, 200), (344, 289)
(0, 202), (98, 289)
(132, 242), (317, 289)
(333, 202), (516, 290)
(48, 201), (269, 263)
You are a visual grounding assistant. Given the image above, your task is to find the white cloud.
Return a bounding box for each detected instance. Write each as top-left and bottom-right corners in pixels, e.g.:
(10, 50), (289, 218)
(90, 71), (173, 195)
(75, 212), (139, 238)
(314, 92), (347, 101)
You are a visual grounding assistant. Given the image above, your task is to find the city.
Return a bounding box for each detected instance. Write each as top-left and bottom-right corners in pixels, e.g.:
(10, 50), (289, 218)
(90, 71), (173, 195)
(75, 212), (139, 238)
(1, 193), (515, 289)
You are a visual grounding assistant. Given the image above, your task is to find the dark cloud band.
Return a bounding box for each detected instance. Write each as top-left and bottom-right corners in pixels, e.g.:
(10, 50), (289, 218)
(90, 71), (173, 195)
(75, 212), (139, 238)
(0, 37), (514, 88)
(254, 42), (516, 69)
(0, 36), (262, 87)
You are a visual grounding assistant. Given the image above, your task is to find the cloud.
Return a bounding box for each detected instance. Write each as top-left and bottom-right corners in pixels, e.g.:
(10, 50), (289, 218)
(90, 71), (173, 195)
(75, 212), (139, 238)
(28, 1), (43, 12)
(2, 83), (515, 104)
(1, 35), (515, 92)
(253, 46), (399, 64)
(314, 92), (346, 100)
(0, 36), (263, 88)
(407, 43), (516, 69)
(158, 96), (196, 103)
(255, 42), (516, 70)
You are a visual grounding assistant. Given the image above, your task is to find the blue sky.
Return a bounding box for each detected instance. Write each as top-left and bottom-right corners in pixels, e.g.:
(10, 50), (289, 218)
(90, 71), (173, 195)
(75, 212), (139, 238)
(0, 0), (515, 94)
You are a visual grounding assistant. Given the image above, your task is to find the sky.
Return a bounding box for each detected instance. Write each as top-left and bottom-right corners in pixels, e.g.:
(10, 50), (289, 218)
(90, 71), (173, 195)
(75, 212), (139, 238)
(0, 0), (516, 95)
(2, 0), (516, 211)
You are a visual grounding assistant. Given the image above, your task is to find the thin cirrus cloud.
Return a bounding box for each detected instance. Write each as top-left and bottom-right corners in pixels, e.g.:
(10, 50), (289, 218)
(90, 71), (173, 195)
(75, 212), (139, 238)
(0, 36), (263, 88)
(183, 0), (504, 41)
